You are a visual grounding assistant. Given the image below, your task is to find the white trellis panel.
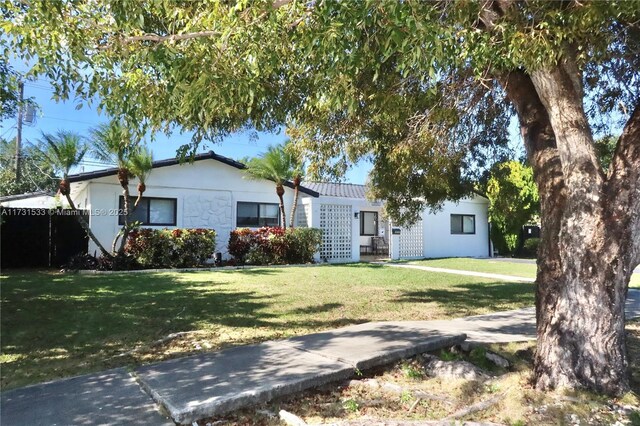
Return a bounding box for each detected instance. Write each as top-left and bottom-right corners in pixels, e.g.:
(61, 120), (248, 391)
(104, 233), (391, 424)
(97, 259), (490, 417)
(398, 220), (424, 259)
(296, 203), (311, 228)
(319, 204), (353, 262)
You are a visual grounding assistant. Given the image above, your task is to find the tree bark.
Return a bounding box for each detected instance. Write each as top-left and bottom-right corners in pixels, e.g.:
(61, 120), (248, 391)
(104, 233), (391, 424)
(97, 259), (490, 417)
(502, 65), (637, 395)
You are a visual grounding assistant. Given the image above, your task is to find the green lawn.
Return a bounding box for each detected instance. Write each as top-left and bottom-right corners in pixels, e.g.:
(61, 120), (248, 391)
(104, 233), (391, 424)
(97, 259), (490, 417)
(0, 264), (533, 389)
(408, 257), (640, 287)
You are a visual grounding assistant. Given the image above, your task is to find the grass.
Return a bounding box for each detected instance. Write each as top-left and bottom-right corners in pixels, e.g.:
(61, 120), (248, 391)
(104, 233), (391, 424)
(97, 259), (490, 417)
(205, 321), (640, 426)
(408, 257), (640, 287)
(0, 264), (534, 390)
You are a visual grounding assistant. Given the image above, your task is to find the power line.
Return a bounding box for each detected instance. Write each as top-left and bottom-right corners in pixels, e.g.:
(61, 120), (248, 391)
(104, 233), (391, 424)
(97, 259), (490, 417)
(1, 125), (16, 139)
(23, 83), (53, 92)
(39, 115), (96, 126)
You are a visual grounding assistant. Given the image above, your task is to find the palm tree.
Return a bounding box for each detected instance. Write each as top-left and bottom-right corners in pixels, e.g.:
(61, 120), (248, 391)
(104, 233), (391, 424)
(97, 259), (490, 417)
(114, 146), (153, 252)
(286, 143), (305, 228)
(128, 146), (153, 206)
(89, 120), (147, 253)
(90, 120), (137, 191)
(39, 130), (111, 257)
(244, 145), (294, 229)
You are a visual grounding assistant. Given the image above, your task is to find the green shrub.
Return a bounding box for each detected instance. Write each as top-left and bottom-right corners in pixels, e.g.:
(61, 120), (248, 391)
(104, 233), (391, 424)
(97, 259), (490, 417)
(228, 227), (322, 265)
(125, 228), (216, 268)
(522, 238), (540, 258)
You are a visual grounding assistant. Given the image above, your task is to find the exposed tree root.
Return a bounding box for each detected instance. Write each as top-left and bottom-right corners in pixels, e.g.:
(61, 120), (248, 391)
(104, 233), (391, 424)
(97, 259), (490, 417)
(443, 393), (504, 420)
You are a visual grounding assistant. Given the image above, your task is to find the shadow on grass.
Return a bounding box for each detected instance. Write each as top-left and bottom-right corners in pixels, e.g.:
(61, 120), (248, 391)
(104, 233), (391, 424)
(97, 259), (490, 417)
(0, 271), (365, 389)
(289, 303), (344, 315)
(396, 282), (535, 316)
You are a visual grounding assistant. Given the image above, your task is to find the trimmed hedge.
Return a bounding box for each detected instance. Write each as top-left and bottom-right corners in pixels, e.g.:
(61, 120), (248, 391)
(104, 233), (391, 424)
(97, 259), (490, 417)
(228, 226), (322, 265)
(125, 228), (217, 268)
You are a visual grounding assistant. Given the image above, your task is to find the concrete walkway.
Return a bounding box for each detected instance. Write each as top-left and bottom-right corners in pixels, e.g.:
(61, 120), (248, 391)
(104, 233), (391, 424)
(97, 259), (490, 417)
(3, 290), (639, 425)
(379, 262), (536, 283)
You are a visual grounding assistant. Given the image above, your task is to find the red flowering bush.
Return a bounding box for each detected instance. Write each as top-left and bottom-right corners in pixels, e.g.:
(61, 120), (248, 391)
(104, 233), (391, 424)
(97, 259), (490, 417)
(125, 228), (216, 268)
(228, 227), (321, 265)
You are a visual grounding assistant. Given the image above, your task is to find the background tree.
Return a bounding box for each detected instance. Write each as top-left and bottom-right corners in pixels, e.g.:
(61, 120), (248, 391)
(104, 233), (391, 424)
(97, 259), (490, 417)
(0, 138), (57, 196)
(39, 131), (110, 257)
(0, 60), (21, 121)
(243, 145), (294, 229)
(5, 1), (640, 395)
(485, 161), (540, 256)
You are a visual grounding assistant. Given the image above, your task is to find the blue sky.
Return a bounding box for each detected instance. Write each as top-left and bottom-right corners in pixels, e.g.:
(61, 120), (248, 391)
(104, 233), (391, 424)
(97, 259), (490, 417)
(1, 77), (373, 184)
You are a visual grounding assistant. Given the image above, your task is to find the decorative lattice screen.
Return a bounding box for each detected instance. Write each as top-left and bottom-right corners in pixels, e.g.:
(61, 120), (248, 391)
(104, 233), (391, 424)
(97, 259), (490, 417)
(296, 203), (311, 228)
(399, 220), (424, 258)
(319, 204), (352, 261)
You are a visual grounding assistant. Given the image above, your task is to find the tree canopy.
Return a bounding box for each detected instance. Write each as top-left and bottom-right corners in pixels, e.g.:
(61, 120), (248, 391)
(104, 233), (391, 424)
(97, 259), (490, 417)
(3, 2), (637, 216)
(4, 0), (640, 395)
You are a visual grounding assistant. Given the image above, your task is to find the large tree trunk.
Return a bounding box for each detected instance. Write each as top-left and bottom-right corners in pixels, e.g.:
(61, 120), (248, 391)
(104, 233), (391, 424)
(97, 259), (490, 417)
(502, 64), (639, 395)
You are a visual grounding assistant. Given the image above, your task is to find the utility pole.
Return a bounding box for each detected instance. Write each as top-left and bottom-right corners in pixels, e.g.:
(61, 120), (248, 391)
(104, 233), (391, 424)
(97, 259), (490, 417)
(15, 81), (24, 183)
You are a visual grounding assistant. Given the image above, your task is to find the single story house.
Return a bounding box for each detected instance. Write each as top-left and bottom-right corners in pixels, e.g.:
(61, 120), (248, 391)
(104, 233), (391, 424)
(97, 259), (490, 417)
(1, 151), (491, 262)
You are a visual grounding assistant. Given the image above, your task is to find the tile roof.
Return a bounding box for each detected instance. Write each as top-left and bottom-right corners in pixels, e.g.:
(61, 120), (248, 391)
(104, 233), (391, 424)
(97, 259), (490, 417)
(303, 182), (367, 199)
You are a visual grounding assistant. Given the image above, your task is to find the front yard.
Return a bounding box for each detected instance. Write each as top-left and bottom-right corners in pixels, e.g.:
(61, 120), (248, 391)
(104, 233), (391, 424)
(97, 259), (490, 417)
(0, 264), (534, 390)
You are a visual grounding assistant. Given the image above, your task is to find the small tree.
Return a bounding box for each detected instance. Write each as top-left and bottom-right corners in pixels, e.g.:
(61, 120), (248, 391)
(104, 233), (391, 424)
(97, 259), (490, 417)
(90, 121), (151, 254)
(39, 131), (111, 257)
(243, 145), (295, 229)
(116, 146), (153, 253)
(485, 161), (540, 256)
(285, 142), (305, 228)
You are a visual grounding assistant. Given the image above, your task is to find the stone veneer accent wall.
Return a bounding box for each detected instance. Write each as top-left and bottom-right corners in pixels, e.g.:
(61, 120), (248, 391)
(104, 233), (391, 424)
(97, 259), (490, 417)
(183, 193), (233, 254)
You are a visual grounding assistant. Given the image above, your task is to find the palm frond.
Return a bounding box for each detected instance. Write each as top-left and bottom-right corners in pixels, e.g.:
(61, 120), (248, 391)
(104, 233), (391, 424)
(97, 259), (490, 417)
(128, 146), (153, 184)
(89, 120), (137, 167)
(37, 131), (87, 178)
(243, 145), (295, 184)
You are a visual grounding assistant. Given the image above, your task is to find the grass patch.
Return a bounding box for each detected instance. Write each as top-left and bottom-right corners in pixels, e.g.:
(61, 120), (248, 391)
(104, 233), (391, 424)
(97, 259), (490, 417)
(0, 264), (534, 389)
(205, 321), (640, 425)
(407, 257), (640, 287)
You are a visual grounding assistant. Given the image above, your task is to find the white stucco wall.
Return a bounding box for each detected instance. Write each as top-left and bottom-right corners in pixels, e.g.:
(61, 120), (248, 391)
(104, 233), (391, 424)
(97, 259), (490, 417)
(422, 195), (491, 258)
(78, 159), (298, 257)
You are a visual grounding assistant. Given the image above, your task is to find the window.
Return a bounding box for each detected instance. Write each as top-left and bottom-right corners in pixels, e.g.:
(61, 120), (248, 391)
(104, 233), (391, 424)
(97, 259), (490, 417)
(237, 202), (280, 227)
(118, 196), (177, 226)
(360, 211), (378, 236)
(450, 214), (475, 234)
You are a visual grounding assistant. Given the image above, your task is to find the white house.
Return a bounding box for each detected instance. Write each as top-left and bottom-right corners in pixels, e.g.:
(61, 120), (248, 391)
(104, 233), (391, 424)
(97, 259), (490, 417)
(1, 151), (491, 262)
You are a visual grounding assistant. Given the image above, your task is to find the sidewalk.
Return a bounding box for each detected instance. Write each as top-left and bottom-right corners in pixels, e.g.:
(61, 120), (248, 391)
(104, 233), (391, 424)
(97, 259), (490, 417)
(377, 262), (535, 283)
(2, 290), (639, 425)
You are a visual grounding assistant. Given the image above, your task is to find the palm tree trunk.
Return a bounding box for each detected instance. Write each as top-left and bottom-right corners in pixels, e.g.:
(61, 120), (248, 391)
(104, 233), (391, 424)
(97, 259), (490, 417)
(117, 186), (145, 253)
(289, 176), (301, 228)
(113, 182), (131, 254)
(276, 184), (287, 229)
(63, 193), (111, 258)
